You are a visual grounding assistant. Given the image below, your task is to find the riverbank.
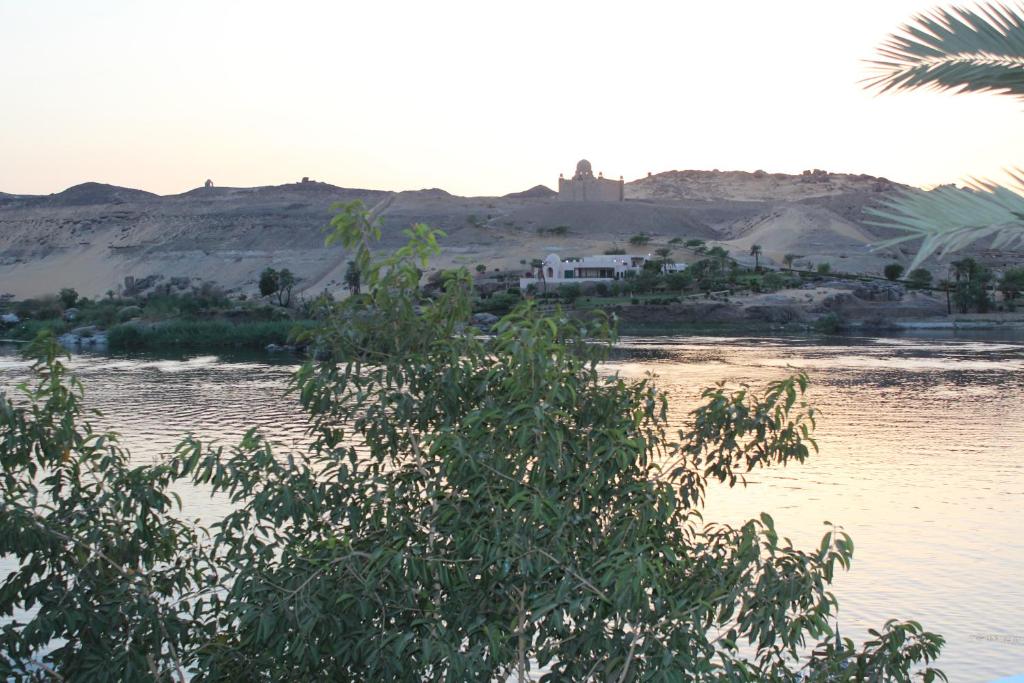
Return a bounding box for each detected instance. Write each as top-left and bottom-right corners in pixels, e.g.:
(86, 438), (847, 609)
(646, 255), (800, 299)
(4, 279), (1022, 354)
(1, 318), (307, 352)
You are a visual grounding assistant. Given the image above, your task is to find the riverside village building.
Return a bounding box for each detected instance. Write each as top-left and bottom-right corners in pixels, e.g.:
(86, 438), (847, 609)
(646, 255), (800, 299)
(519, 253), (685, 291)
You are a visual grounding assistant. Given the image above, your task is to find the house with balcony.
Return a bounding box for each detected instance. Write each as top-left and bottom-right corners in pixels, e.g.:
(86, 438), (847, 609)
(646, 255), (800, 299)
(519, 253), (652, 291)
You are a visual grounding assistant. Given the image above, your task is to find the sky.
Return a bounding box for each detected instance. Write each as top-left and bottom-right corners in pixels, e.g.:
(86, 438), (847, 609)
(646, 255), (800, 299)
(2, 0), (1023, 197)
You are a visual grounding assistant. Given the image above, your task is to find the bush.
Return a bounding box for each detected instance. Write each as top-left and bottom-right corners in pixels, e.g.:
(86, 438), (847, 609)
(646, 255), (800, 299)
(814, 312), (843, 334)
(816, 262), (832, 275)
(117, 305), (143, 322)
(556, 283), (582, 305)
(762, 272), (793, 291)
(107, 320), (305, 351)
(58, 288), (79, 309)
(629, 233), (650, 246)
(884, 263), (905, 281)
(907, 268), (933, 289)
(15, 296), (64, 320)
(593, 282), (610, 297)
(474, 290), (522, 314)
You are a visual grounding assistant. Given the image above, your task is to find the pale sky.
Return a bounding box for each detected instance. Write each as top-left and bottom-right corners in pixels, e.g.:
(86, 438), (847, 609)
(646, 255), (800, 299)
(2, 0), (1022, 197)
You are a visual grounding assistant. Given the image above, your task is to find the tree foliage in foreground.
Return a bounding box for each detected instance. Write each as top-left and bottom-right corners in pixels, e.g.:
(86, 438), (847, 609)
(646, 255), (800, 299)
(0, 203), (945, 681)
(865, 3), (1024, 270)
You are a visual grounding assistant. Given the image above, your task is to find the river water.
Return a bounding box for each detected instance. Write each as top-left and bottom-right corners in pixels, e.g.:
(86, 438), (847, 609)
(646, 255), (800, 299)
(1, 333), (1022, 681)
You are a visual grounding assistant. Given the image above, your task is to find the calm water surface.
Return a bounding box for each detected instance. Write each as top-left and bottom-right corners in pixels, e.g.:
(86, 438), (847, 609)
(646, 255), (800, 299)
(1, 333), (1021, 681)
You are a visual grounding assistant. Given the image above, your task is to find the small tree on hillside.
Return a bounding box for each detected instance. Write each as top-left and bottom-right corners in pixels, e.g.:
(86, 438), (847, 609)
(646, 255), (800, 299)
(907, 268), (933, 290)
(884, 263), (905, 281)
(475, 263), (487, 275)
(783, 253), (800, 271)
(629, 233), (650, 246)
(259, 267), (279, 300)
(276, 268), (296, 307)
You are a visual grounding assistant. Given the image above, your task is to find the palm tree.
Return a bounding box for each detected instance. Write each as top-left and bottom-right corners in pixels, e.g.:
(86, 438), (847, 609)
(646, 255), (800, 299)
(866, 4), (1024, 270)
(530, 258), (547, 296)
(750, 244), (763, 271)
(783, 253), (800, 271)
(654, 246), (673, 273)
(937, 278), (953, 314)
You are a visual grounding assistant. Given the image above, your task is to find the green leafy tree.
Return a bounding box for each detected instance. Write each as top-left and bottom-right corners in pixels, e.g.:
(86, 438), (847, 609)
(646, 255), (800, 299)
(688, 257), (728, 292)
(907, 268), (933, 290)
(628, 232), (650, 246)
(58, 287), (79, 309)
(475, 263), (487, 275)
(665, 270), (691, 292)
(949, 258), (992, 313)
(817, 262), (832, 275)
(866, 4), (1024, 269)
(276, 268), (296, 307)
(0, 337), (205, 681)
(0, 202), (946, 681)
(1000, 266), (1024, 300)
(706, 245), (732, 275)
(884, 263), (905, 281)
(259, 267), (279, 300)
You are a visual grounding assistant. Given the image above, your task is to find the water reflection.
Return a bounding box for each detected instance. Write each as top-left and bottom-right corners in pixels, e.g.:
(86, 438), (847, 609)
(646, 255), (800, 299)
(0, 333), (1021, 681)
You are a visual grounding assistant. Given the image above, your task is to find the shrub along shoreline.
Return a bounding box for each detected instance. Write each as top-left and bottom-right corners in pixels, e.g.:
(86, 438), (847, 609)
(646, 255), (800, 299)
(106, 319), (310, 351)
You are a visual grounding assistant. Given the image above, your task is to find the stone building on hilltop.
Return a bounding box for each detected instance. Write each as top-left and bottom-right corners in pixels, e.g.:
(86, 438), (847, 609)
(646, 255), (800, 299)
(558, 159), (624, 201)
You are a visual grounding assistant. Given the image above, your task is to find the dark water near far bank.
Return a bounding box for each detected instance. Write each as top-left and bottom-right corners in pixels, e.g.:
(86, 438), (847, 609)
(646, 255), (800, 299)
(1, 332), (1022, 681)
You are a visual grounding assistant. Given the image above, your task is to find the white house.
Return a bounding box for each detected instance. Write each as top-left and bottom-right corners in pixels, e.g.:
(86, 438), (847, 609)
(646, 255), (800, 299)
(518, 253), (686, 291)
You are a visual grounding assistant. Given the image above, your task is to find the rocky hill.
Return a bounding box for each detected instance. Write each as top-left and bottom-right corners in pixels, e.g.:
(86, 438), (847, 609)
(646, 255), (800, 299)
(0, 169), (987, 299)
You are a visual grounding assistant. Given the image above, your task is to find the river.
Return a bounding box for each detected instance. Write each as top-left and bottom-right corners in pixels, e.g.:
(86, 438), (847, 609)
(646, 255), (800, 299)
(1, 332), (1022, 681)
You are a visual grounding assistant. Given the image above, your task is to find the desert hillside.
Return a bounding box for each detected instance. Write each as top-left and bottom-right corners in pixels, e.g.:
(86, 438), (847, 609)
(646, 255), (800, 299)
(0, 170), (1004, 299)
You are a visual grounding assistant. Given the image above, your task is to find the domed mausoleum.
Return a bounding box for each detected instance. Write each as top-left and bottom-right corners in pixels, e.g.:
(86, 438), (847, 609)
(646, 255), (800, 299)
(557, 159), (624, 201)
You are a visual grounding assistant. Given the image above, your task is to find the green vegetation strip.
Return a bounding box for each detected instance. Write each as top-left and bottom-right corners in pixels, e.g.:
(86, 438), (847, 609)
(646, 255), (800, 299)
(107, 320), (309, 351)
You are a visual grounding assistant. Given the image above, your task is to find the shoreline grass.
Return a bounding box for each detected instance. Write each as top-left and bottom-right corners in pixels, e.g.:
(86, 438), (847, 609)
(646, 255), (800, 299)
(107, 320), (310, 351)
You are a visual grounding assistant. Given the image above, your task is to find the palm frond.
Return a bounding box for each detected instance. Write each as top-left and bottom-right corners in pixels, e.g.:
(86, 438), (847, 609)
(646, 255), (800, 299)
(866, 171), (1024, 270)
(865, 3), (1024, 98)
